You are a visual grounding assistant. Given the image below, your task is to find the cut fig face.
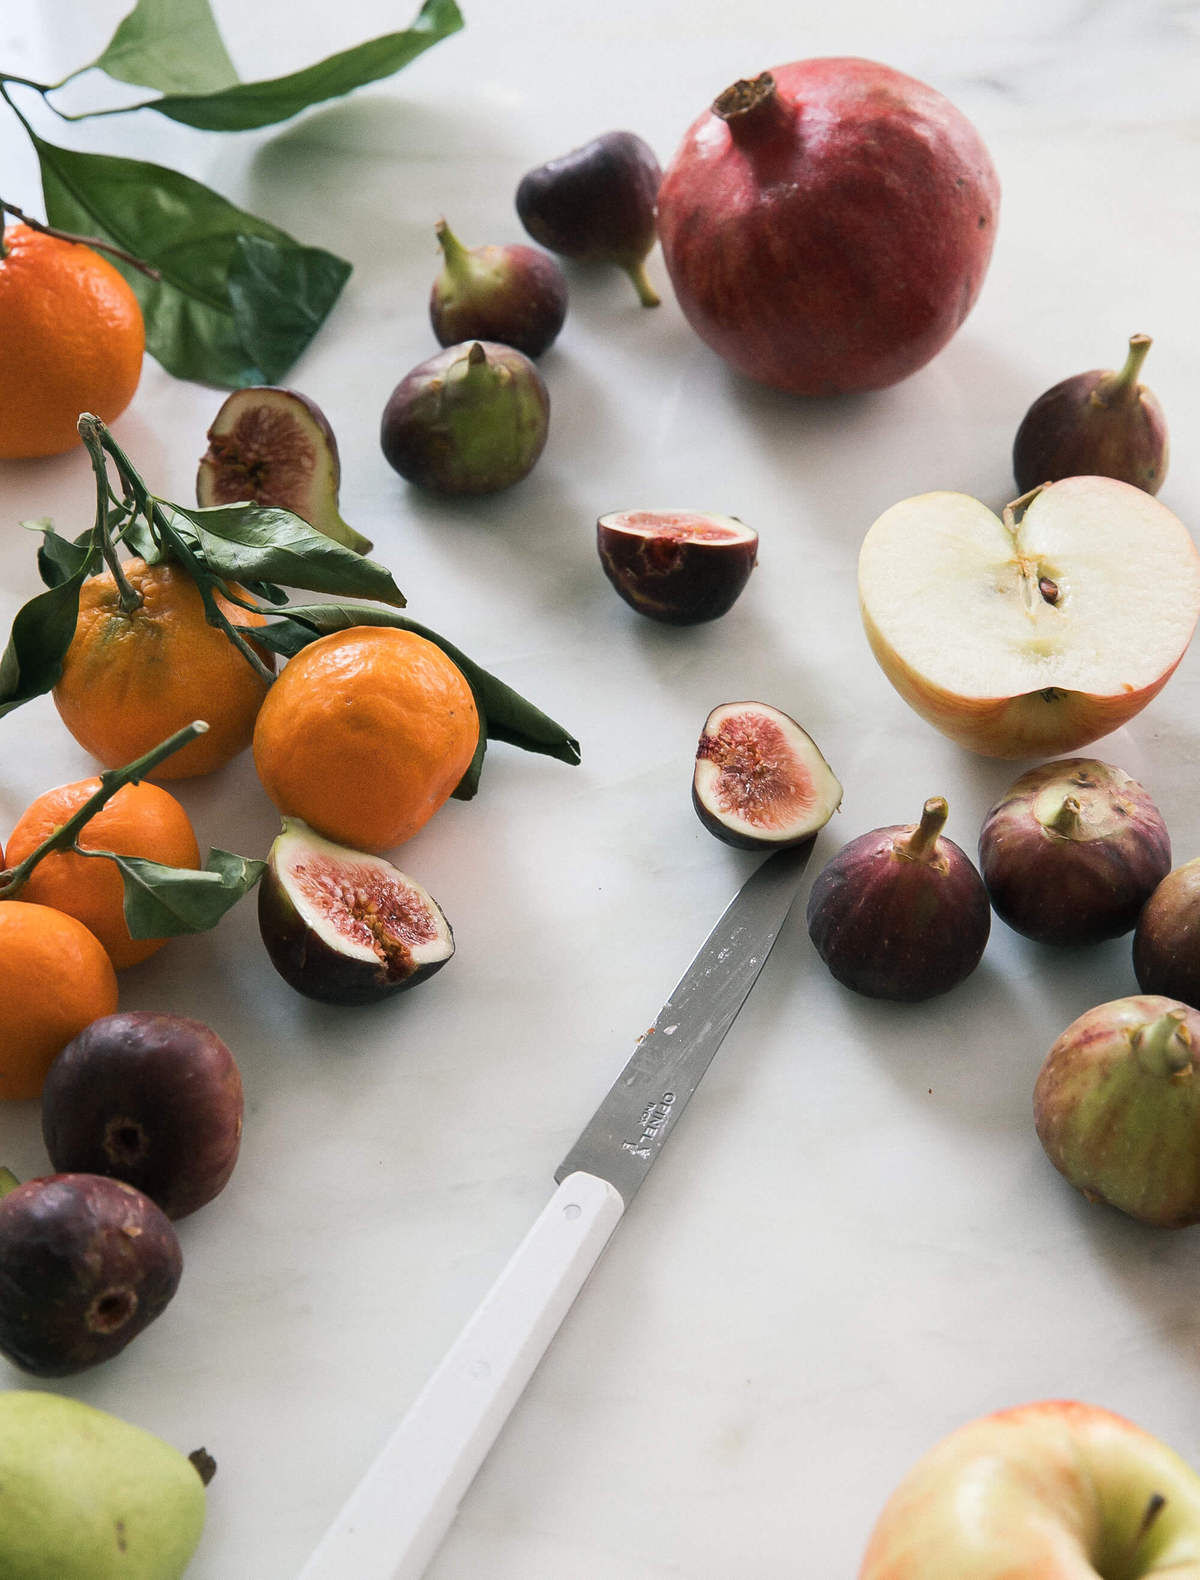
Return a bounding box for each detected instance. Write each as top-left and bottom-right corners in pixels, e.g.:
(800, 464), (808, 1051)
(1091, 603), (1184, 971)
(692, 702), (842, 848)
(197, 386), (371, 555)
(597, 510), (758, 624)
(258, 820), (454, 1006)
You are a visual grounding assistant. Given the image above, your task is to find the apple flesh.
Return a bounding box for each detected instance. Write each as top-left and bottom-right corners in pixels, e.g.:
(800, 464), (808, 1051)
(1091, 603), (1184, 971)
(858, 477), (1200, 758)
(859, 1399), (1200, 1579)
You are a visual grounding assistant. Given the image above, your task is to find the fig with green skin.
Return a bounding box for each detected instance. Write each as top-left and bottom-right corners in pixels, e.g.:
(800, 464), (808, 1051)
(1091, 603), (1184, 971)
(692, 702), (842, 849)
(430, 219), (568, 359)
(807, 797), (991, 1002)
(516, 130), (662, 307)
(0, 1391), (211, 1580)
(380, 340), (550, 496)
(196, 385), (371, 554)
(258, 819), (455, 1006)
(598, 509), (758, 624)
(0, 1172), (182, 1376)
(42, 1012), (244, 1220)
(1133, 857), (1200, 1003)
(1013, 333), (1169, 495)
(1034, 994), (1200, 1226)
(978, 758), (1171, 946)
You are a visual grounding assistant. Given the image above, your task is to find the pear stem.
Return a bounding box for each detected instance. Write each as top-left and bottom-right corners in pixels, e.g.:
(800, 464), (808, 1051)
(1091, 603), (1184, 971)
(624, 256), (660, 308)
(903, 797), (950, 861)
(1133, 1009), (1193, 1079)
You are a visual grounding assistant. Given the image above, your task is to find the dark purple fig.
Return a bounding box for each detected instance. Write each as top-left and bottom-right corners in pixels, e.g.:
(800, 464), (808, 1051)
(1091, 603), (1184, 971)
(258, 818), (455, 1006)
(1133, 857), (1200, 1003)
(598, 509), (758, 625)
(979, 758), (1170, 946)
(692, 702), (842, 850)
(0, 1172), (182, 1376)
(1034, 994), (1200, 1226)
(1013, 333), (1169, 496)
(516, 130), (662, 307)
(430, 219), (568, 359)
(41, 1012), (244, 1220)
(380, 340), (550, 496)
(807, 797), (991, 1002)
(197, 385), (371, 554)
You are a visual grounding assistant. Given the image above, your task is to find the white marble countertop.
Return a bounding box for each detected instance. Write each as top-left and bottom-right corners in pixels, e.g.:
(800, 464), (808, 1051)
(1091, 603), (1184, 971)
(4, 1), (1200, 1575)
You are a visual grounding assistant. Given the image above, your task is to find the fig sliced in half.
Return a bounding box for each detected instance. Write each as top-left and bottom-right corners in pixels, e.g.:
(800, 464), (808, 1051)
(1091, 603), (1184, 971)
(197, 386), (371, 554)
(258, 819), (454, 1006)
(597, 509), (758, 624)
(693, 702), (842, 849)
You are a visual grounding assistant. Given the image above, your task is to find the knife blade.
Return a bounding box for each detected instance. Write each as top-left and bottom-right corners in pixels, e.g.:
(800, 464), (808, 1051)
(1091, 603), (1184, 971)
(296, 839), (815, 1580)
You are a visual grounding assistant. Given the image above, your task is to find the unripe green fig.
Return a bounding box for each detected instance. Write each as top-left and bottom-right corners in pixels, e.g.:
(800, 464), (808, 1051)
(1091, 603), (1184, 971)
(0, 1390), (210, 1579)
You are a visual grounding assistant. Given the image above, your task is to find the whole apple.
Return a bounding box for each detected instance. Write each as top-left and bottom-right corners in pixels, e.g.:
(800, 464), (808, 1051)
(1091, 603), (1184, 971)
(656, 58), (1000, 395)
(859, 1399), (1200, 1579)
(858, 477), (1200, 758)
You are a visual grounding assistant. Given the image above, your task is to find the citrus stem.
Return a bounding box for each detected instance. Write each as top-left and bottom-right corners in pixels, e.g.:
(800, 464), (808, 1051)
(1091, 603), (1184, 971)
(0, 1168), (21, 1200)
(0, 721), (208, 901)
(81, 416), (143, 613)
(0, 198), (161, 279)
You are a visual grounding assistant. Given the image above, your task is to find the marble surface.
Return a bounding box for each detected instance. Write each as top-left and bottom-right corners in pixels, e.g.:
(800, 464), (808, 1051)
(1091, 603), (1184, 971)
(5, 1), (1200, 1575)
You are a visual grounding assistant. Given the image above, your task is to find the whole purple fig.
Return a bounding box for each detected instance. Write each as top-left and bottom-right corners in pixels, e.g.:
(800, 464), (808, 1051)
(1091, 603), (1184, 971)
(430, 219), (568, 358)
(806, 797), (990, 1001)
(1013, 333), (1169, 495)
(1133, 857), (1200, 1003)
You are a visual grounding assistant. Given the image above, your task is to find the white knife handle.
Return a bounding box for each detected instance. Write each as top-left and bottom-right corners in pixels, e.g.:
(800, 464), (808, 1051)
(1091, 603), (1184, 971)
(296, 1171), (625, 1580)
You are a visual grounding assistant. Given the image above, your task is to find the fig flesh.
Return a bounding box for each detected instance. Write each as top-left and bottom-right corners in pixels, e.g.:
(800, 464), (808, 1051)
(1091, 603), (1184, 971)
(0, 1172), (182, 1376)
(197, 385), (371, 554)
(1034, 995), (1200, 1226)
(1132, 857), (1200, 1004)
(806, 797), (991, 1001)
(598, 510), (758, 624)
(516, 130), (662, 307)
(42, 1012), (244, 1220)
(380, 340), (550, 496)
(1013, 333), (1169, 496)
(692, 702), (842, 849)
(430, 218), (568, 359)
(978, 758), (1171, 946)
(258, 818), (455, 1005)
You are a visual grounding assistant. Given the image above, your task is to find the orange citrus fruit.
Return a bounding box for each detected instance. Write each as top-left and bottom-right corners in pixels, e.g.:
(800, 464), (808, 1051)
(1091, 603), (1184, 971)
(0, 222), (145, 460)
(5, 777), (202, 970)
(0, 900), (119, 1100)
(53, 557), (273, 780)
(252, 626), (480, 851)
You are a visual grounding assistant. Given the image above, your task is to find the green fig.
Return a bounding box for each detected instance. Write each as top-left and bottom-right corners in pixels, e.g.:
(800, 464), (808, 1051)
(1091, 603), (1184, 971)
(0, 1390), (210, 1579)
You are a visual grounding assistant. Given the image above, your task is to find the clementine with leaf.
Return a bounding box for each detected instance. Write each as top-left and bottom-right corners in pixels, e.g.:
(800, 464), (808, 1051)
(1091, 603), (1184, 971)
(53, 558), (272, 779)
(5, 778), (202, 970)
(252, 626), (480, 851)
(0, 222), (144, 460)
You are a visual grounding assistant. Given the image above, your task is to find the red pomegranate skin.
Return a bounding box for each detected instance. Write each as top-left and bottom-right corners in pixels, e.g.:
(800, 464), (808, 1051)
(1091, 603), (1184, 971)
(657, 58), (1001, 396)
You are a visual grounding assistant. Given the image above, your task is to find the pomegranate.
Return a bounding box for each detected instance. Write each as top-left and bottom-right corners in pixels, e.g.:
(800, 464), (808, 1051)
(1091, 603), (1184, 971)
(656, 59), (1000, 396)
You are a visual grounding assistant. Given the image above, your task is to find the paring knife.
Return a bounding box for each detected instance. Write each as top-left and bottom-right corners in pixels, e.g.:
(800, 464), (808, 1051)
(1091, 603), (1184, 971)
(297, 839), (815, 1580)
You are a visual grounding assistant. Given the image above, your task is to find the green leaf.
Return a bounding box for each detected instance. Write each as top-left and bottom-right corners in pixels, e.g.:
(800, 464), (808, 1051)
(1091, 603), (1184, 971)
(34, 134), (350, 386)
(28, 520), (96, 590)
(93, 0), (239, 95)
(159, 503), (406, 605)
(96, 0), (464, 132)
(100, 846), (266, 939)
(248, 604), (582, 770)
(0, 538), (97, 718)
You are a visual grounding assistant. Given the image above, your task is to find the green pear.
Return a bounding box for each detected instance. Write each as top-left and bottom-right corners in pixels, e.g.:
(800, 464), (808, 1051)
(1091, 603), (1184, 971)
(0, 1390), (208, 1579)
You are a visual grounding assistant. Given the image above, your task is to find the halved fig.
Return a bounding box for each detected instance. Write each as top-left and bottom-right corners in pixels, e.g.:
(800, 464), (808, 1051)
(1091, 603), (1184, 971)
(693, 703), (842, 849)
(197, 386), (372, 554)
(597, 509), (757, 625)
(258, 819), (454, 1006)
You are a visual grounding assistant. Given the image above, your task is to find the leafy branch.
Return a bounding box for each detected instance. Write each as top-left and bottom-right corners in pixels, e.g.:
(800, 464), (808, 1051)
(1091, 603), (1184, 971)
(0, 0), (464, 386)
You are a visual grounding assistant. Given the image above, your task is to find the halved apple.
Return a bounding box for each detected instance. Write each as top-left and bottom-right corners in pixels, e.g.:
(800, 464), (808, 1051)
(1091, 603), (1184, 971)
(858, 478), (1200, 758)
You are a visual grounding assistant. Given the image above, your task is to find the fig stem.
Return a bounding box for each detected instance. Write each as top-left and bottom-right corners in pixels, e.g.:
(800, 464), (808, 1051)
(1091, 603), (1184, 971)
(0, 1168), (21, 1200)
(0, 720), (209, 901)
(902, 796), (950, 861)
(1095, 332), (1152, 408)
(434, 217), (470, 275)
(1044, 793), (1086, 839)
(624, 257), (661, 308)
(1133, 1009), (1193, 1079)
